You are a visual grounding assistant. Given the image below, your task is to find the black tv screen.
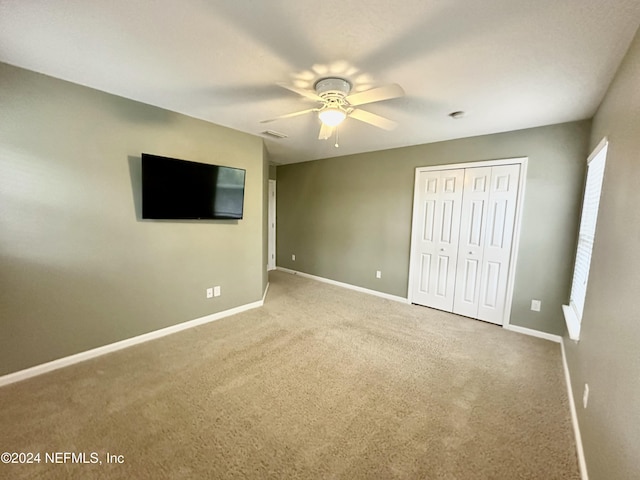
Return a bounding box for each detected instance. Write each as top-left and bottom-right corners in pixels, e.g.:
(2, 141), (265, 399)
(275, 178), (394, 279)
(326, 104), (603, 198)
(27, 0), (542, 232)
(141, 153), (246, 220)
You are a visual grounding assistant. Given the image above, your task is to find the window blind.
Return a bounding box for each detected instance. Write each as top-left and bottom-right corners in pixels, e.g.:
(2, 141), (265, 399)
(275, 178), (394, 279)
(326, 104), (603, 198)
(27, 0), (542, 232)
(565, 139), (608, 339)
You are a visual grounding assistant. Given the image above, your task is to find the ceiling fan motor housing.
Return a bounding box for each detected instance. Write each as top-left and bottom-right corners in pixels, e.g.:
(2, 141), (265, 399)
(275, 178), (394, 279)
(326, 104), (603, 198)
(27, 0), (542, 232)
(314, 78), (352, 109)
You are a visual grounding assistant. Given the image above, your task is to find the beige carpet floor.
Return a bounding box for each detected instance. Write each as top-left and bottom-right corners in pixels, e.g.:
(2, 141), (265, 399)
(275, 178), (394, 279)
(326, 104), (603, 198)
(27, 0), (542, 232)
(0, 270), (579, 479)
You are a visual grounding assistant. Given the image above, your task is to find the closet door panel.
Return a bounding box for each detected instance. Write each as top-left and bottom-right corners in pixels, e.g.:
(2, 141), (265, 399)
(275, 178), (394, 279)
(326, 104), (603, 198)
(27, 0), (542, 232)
(477, 164), (520, 324)
(453, 167), (491, 318)
(411, 169), (464, 311)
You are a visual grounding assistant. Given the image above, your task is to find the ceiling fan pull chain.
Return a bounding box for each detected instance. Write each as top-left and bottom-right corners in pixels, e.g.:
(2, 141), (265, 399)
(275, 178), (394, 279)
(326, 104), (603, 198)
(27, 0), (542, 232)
(334, 127), (339, 148)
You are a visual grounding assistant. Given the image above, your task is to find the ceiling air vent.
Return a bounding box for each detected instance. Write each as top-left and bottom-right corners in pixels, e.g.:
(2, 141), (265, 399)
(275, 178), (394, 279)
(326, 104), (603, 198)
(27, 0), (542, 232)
(262, 130), (288, 139)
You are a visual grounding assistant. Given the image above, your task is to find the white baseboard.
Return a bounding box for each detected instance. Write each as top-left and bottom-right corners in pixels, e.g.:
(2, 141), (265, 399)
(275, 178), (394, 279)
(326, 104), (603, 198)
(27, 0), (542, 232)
(276, 267), (410, 304)
(262, 281), (270, 303)
(0, 298), (264, 388)
(503, 324), (563, 343)
(561, 340), (589, 480)
(503, 325), (587, 478)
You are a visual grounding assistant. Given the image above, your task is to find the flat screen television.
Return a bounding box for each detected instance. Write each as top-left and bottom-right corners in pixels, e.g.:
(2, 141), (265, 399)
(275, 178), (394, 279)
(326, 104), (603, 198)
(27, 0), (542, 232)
(141, 153), (246, 220)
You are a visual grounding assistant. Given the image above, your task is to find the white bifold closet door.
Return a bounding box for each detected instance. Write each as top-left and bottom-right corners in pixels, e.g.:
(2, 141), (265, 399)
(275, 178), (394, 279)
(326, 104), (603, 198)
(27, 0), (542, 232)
(452, 164), (520, 324)
(411, 163), (520, 325)
(410, 169), (465, 311)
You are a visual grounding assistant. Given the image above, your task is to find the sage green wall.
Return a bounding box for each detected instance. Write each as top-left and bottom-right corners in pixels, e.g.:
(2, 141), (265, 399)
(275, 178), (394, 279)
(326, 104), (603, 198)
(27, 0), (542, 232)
(277, 120), (591, 335)
(564, 26), (640, 479)
(269, 164), (277, 180)
(0, 63), (266, 376)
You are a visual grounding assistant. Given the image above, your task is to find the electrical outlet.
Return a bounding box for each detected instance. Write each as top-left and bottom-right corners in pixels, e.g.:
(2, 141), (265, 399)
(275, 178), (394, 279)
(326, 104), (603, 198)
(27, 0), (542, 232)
(376, 270), (382, 279)
(583, 383), (589, 409)
(531, 299), (541, 312)
(214, 286), (221, 297)
(292, 254), (296, 261)
(206, 288), (213, 299)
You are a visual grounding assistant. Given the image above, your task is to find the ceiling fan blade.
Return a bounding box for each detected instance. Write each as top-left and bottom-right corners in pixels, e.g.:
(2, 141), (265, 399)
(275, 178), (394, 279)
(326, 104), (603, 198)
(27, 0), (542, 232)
(349, 109), (398, 130)
(345, 83), (405, 106)
(318, 123), (334, 140)
(260, 108), (317, 123)
(277, 83), (323, 102)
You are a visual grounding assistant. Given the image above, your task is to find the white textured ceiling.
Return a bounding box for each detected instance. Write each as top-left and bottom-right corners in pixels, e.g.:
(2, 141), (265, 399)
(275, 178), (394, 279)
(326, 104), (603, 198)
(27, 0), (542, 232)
(1, 1), (639, 164)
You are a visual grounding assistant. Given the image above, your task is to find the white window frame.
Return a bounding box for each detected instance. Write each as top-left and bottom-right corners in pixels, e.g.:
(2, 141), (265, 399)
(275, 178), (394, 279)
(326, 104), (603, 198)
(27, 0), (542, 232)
(563, 137), (608, 341)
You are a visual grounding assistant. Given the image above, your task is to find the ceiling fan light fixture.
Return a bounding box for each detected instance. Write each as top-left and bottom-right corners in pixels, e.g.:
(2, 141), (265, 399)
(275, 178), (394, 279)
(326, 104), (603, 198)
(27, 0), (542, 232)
(318, 107), (346, 126)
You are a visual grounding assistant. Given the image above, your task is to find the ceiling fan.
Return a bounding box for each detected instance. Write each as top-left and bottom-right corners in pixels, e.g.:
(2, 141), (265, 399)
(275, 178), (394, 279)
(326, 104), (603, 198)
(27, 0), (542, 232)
(261, 77), (404, 141)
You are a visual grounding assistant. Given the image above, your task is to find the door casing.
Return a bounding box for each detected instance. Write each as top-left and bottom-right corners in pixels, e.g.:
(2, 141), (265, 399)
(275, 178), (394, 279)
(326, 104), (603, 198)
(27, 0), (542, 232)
(268, 179), (276, 271)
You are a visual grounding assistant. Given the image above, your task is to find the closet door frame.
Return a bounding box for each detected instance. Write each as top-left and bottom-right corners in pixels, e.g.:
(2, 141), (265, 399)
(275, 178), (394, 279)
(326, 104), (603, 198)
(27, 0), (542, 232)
(408, 157), (528, 328)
